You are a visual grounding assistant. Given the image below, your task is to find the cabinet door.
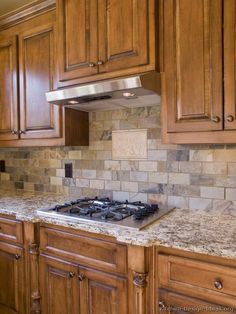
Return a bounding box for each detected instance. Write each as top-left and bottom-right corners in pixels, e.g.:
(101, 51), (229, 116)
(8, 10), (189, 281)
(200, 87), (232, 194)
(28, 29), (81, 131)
(0, 36), (19, 141)
(158, 289), (233, 314)
(98, 0), (149, 73)
(0, 242), (24, 314)
(39, 254), (80, 314)
(19, 23), (61, 139)
(79, 265), (128, 314)
(57, 0), (98, 83)
(224, 0), (236, 130)
(163, 0), (223, 133)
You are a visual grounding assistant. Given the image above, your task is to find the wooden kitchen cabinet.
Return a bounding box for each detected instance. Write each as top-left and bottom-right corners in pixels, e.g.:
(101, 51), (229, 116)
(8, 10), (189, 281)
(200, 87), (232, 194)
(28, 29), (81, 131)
(161, 0), (236, 144)
(0, 242), (25, 314)
(156, 247), (236, 313)
(56, 0), (158, 87)
(0, 2), (89, 147)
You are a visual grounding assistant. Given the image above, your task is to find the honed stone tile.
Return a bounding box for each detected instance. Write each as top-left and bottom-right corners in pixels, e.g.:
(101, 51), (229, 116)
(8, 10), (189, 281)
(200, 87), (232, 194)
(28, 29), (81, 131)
(202, 162), (227, 175)
(63, 178), (76, 187)
(200, 187), (224, 199)
(169, 173), (190, 185)
(215, 176), (236, 187)
(213, 149), (236, 162)
(226, 188), (236, 201)
(104, 160), (120, 171)
(168, 196), (189, 208)
(190, 174), (215, 186)
(147, 139), (158, 150)
(105, 180), (121, 191)
(190, 150), (214, 161)
(130, 171), (148, 182)
(228, 163), (236, 175)
(120, 161), (139, 171)
(39, 159), (62, 168)
(96, 151), (112, 160)
(50, 177), (63, 186)
(82, 169), (96, 179)
(0, 173), (10, 181)
(90, 179), (104, 190)
(113, 191), (130, 201)
(138, 182), (167, 194)
(148, 172), (168, 184)
(169, 185), (200, 197)
(76, 178), (90, 188)
(75, 160), (104, 170)
(189, 198), (212, 210)
(121, 181), (138, 192)
(147, 193), (167, 206)
(81, 150), (97, 160)
(148, 150), (167, 161)
(166, 161), (179, 172)
(112, 171), (130, 181)
(167, 150), (189, 162)
(139, 161), (157, 172)
(68, 151), (82, 160)
(212, 200), (236, 213)
(56, 169), (64, 178)
(96, 170), (112, 180)
(129, 193), (147, 203)
(179, 161), (202, 174)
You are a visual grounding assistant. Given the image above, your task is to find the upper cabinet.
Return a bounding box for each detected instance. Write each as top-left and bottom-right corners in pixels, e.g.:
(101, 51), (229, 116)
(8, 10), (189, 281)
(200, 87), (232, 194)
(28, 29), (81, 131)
(161, 0), (236, 144)
(0, 4), (89, 147)
(56, 0), (158, 87)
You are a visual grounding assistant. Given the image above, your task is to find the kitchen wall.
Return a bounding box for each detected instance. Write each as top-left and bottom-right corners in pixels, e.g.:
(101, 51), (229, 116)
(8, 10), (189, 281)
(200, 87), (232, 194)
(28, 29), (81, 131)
(0, 105), (236, 210)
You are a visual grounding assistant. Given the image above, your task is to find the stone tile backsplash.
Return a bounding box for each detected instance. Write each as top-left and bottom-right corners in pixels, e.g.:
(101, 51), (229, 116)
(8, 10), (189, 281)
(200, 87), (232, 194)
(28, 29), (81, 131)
(0, 105), (236, 210)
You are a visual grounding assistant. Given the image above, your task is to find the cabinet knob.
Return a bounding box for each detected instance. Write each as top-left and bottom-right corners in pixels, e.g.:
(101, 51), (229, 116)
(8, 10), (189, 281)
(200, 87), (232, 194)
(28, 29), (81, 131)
(214, 280), (223, 290)
(211, 116), (220, 123)
(226, 115), (234, 122)
(97, 60), (104, 65)
(11, 130), (17, 135)
(69, 272), (75, 278)
(78, 274), (85, 281)
(88, 62), (96, 67)
(15, 254), (21, 260)
(19, 130), (26, 135)
(158, 301), (165, 310)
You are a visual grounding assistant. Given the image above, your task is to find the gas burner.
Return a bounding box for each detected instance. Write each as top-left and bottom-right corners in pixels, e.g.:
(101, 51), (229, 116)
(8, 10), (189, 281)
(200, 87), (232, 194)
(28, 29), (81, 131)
(37, 197), (174, 230)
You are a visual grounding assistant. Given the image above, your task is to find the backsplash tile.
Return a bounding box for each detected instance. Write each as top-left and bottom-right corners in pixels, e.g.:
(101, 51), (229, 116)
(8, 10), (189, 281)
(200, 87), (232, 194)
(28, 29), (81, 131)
(0, 105), (236, 210)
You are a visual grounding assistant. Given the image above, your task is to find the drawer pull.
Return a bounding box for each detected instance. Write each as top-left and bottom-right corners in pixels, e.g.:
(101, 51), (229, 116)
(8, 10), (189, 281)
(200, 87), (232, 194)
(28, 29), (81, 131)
(78, 274), (85, 281)
(211, 116), (220, 123)
(159, 301), (165, 310)
(214, 280), (223, 290)
(15, 254), (21, 260)
(69, 272), (75, 278)
(97, 60), (104, 65)
(226, 115), (234, 122)
(88, 62), (96, 67)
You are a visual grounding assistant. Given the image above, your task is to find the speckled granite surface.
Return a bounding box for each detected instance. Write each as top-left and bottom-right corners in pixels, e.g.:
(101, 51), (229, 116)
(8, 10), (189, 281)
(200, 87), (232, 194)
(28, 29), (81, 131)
(0, 190), (236, 259)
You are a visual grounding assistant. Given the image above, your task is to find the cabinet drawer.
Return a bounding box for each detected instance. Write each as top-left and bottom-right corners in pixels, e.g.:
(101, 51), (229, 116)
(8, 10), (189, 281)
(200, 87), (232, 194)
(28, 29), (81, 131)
(0, 216), (23, 244)
(40, 227), (127, 275)
(158, 254), (236, 306)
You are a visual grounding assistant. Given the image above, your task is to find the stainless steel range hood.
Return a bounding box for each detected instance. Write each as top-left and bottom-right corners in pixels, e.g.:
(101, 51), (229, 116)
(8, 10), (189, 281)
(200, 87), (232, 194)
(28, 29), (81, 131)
(46, 71), (160, 111)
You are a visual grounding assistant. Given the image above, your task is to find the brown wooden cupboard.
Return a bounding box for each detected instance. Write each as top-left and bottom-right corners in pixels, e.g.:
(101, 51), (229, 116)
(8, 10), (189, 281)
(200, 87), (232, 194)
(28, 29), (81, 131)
(56, 0), (159, 87)
(0, 3), (88, 147)
(161, 0), (236, 144)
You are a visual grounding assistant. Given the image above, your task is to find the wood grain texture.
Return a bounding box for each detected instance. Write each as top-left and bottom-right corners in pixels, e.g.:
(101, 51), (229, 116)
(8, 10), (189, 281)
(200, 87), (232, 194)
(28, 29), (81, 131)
(163, 0), (223, 133)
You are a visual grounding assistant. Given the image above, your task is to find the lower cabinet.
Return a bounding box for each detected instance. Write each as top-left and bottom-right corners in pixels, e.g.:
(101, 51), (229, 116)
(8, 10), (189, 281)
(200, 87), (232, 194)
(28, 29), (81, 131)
(158, 289), (231, 314)
(40, 253), (128, 314)
(0, 241), (25, 314)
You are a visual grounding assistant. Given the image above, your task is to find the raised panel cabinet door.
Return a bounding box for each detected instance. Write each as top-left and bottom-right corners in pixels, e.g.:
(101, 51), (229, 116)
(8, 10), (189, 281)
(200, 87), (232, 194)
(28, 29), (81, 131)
(224, 0), (236, 130)
(79, 266), (128, 314)
(98, 0), (150, 73)
(19, 23), (61, 139)
(39, 254), (80, 314)
(163, 0), (223, 133)
(0, 36), (19, 140)
(0, 242), (24, 314)
(158, 289), (234, 314)
(57, 0), (98, 83)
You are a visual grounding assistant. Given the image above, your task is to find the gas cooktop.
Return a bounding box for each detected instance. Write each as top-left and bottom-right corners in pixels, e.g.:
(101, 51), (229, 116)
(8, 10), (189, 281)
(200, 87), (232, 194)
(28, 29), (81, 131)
(37, 197), (174, 230)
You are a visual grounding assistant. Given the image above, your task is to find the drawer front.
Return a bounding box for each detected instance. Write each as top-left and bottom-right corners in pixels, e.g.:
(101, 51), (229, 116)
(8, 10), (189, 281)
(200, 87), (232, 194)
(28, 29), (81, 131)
(158, 254), (236, 306)
(0, 216), (23, 244)
(40, 227), (127, 275)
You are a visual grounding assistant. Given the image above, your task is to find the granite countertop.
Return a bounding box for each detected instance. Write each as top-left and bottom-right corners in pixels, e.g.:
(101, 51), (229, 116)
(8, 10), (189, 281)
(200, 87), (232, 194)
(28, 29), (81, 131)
(0, 190), (236, 259)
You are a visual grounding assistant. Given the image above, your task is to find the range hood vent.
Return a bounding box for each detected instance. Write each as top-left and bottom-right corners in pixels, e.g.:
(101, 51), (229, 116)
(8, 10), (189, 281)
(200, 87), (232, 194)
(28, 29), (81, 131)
(46, 71), (161, 111)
